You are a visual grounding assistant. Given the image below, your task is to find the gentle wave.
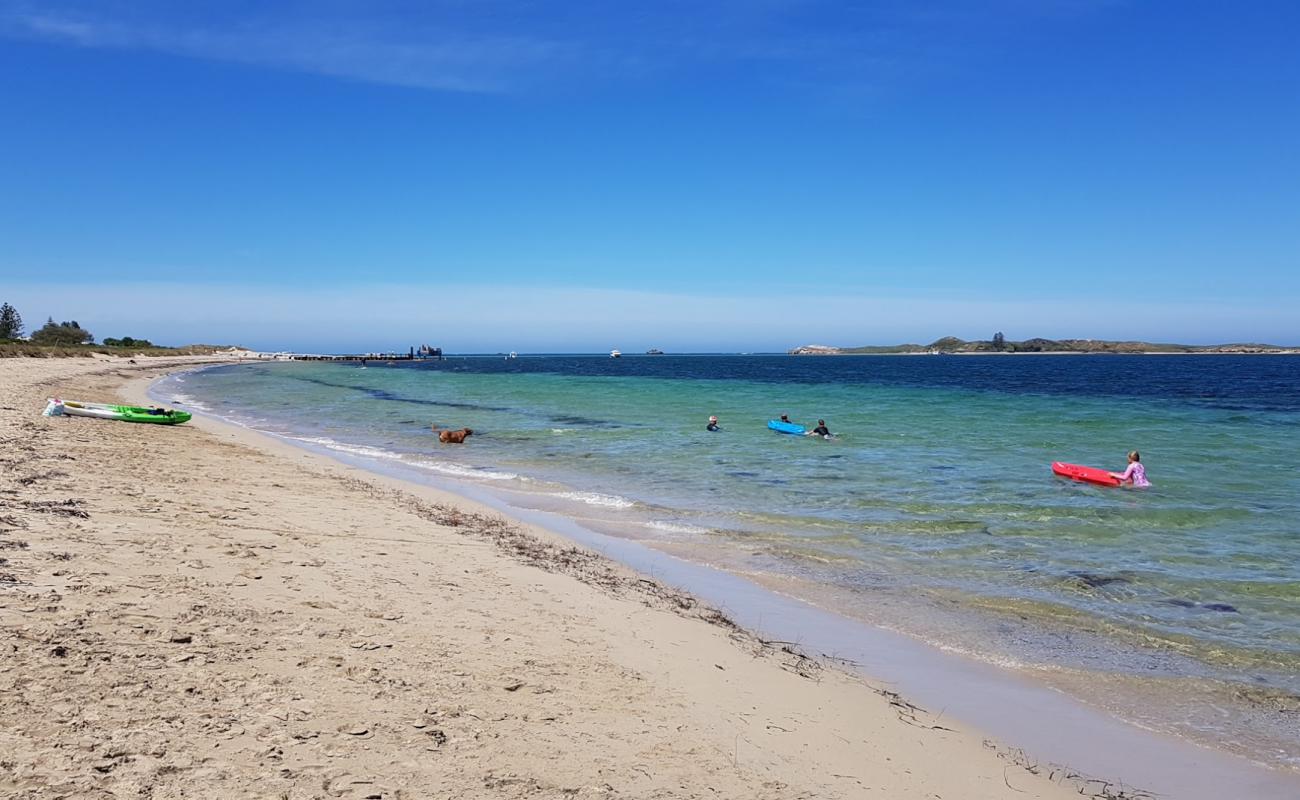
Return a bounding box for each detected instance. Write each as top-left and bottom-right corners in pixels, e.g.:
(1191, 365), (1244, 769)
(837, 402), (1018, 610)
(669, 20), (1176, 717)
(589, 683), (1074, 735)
(167, 392), (210, 411)
(286, 435), (522, 481)
(645, 520), (712, 535)
(288, 435), (404, 462)
(554, 490), (637, 509)
(409, 459), (520, 482)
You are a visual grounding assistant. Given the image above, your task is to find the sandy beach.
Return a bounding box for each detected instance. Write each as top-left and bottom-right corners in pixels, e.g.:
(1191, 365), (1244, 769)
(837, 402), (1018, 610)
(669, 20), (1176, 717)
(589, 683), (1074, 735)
(0, 356), (1163, 798)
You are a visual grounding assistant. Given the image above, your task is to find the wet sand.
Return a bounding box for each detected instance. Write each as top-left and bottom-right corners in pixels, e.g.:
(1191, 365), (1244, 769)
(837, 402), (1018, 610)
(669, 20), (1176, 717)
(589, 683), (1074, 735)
(0, 356), (1209, 798)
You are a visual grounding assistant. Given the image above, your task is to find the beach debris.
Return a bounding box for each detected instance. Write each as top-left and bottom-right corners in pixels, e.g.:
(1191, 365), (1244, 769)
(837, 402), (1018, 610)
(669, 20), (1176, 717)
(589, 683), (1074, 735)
(867, 684), (955, 732)
(323, 772), (383, 797)
(13, 498), (88, 518)
(503, 681), (525, 692)
(985, 742), (1158, 799)
(758, 638), (822, 681)
(256, 744), (284, 762)
(423, 728), (448, 746)
(16, 469), (69, 486)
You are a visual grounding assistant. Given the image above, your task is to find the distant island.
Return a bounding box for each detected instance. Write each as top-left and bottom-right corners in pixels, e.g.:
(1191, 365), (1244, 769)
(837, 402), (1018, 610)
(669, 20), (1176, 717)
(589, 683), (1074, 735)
(789, 335), (1299, 356)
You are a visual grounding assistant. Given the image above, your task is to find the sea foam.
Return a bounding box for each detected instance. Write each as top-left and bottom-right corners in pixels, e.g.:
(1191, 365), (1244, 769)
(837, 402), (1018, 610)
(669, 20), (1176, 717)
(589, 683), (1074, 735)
(555, 491), (637, 509)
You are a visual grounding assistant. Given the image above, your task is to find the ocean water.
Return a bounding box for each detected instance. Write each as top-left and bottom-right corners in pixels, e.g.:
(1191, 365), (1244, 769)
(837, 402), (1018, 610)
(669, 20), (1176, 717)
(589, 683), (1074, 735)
(161, 354), (1300, 768)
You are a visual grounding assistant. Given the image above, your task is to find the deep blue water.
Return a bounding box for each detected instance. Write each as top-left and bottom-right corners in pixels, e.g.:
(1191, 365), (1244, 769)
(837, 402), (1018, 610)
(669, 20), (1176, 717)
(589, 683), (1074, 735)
(385, 353), (1300, 412)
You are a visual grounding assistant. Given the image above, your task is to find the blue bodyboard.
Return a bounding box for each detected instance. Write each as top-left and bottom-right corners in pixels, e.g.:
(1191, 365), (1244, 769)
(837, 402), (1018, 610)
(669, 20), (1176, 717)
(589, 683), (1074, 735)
(767, 419), (806, 435)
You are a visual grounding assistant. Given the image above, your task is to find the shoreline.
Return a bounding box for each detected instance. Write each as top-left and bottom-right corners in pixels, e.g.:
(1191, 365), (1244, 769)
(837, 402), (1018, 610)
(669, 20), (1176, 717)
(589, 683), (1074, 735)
(0, 355), (1293, 797)
(2, 355), (1090, 799)
(145, 361), (1300, 797)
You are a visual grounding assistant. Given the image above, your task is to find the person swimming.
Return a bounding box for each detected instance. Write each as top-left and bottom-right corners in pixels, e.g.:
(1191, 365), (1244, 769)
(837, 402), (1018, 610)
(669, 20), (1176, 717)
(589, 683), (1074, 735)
(1109, 450), (1150, 487)
(807, 419), (831, 438)
(706, 415), (720, 432)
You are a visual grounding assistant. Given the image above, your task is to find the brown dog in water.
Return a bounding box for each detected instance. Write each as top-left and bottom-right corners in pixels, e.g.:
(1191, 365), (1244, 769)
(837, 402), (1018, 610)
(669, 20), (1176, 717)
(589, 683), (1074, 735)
(433, 426), (474, 444)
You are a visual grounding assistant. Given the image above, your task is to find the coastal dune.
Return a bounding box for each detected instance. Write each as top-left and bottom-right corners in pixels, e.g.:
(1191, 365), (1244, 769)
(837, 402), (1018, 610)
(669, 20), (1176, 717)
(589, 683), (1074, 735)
(2, 357), (1095, 798)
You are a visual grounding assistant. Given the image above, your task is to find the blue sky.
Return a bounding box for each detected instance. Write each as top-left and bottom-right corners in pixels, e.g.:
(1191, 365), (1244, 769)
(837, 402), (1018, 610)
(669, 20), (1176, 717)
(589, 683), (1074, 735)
(1, 1), (1297, 351)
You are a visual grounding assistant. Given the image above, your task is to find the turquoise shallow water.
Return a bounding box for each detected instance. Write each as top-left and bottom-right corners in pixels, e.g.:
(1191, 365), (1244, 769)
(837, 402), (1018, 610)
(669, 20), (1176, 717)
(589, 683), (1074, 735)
(160, 355), (1300, 765)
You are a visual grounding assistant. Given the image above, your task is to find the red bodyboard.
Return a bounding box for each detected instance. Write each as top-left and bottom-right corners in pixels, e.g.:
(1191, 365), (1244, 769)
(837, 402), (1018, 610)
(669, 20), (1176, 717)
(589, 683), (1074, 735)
(1052, 461), (1121, 487)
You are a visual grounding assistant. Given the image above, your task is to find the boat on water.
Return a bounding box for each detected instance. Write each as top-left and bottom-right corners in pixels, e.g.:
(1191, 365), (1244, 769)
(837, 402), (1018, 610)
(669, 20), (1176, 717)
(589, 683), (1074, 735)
(48, 399), (192, 425)
(646, 348), (664, 355)
(610, 349), (622, 358)
(507, 351), (518, 359)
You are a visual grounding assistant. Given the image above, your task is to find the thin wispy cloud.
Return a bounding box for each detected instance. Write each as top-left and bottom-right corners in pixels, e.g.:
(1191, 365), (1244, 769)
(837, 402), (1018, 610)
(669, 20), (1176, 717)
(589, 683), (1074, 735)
(0, 1), (1110, 95)
(0, 2), (575, 92)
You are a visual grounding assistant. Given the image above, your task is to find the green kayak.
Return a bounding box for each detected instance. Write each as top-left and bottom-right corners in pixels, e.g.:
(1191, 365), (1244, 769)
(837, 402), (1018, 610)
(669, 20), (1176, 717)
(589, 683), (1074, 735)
(59, 400), (192, 425)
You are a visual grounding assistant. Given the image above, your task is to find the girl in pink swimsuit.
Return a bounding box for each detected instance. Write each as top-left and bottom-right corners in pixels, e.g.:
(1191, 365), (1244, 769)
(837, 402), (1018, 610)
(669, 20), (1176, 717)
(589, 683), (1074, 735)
(1110, 450), (1150, 487)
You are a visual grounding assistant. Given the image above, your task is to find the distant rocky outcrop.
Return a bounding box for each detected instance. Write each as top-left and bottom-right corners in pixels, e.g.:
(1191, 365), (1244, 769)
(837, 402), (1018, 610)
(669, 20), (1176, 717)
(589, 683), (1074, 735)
(788, 337), (1298, 355)
(787, 344), (842, 356)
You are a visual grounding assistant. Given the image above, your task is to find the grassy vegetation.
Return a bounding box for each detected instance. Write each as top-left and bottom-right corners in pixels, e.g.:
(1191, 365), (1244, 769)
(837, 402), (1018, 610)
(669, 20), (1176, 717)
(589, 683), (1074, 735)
(0, 341), (243, 358)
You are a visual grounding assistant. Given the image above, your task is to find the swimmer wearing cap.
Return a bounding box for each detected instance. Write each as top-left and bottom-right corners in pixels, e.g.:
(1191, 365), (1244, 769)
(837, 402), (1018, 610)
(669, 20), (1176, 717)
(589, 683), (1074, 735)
(706, 415), (721, 432)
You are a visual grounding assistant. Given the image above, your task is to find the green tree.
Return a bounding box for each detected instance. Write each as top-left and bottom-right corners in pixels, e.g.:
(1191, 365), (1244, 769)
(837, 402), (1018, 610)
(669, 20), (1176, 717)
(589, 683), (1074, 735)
(992, 331), (1005, 351)
(0, 302), (22, 339)
(103, 336), (153, 348)
(31, 318), (95, 345)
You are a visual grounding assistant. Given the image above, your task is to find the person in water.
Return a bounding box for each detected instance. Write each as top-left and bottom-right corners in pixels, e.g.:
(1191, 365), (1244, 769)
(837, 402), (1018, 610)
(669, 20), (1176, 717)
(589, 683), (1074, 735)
(779, 414), (792, 423)
(706, 415), (720, 432)
(807, 419), (831, 437)
(1109, 450), (1150, 487)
